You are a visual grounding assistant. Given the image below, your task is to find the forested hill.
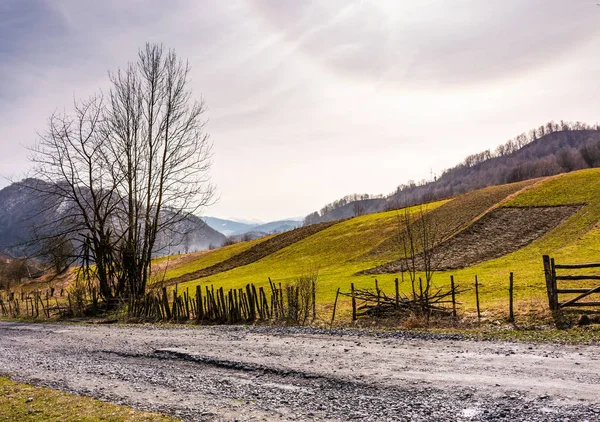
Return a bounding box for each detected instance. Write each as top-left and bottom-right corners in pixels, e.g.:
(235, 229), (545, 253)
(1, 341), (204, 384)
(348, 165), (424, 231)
(305, 121), (600, 224)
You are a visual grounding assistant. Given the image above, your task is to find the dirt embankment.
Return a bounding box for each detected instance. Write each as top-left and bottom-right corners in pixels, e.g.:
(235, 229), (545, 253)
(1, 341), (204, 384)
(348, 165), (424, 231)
(165, 221), (338, 285)
(364, 205), (581, 274)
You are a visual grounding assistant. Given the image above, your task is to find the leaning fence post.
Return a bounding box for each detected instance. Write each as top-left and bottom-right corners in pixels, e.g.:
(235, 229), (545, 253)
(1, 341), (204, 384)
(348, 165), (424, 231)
(351, 283), (357, 321)
(330, 287), (341, 329)
(508, 272), (515, 323)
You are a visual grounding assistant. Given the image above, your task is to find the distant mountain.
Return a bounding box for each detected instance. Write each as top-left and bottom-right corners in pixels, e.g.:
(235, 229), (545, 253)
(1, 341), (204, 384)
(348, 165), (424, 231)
(0, 179), (226, 257)
(0, 179), (52, 256)
(202, 217), (259, 236)
(203, 217), (302, 237)
(305, 122), (600, 224)
(253, 220), (302, 234)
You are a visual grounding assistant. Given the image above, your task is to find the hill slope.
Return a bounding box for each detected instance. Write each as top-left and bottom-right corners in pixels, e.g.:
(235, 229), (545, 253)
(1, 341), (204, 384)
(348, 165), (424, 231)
(158, 168), (600, 317)
(308, 126), (600, 224)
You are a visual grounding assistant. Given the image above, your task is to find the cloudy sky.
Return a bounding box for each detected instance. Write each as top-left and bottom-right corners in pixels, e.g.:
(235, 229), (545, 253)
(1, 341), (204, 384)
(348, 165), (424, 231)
(1, 1), (599, 221)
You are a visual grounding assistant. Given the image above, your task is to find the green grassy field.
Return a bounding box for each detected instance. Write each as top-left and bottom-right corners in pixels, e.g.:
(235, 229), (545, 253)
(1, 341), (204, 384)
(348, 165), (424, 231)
(0, 376), (175, 421)
(157, 169), (600, 323)
(156, 235), (274, 282)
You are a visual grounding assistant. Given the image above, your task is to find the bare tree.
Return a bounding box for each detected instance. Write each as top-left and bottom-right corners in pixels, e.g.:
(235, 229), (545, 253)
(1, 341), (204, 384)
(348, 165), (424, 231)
(105, 44), (214, 298)
(28, 43), (214, 303)
(39, 235), (75, 274)
(352, 201), (365, 217)
(29, 94), (121, 300)
(396, 205), (442, 316)
(1, 258), (31, 286)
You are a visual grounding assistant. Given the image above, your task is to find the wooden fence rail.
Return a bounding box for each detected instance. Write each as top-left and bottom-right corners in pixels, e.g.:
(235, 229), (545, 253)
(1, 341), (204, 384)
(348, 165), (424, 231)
(543, 255), (600, 310)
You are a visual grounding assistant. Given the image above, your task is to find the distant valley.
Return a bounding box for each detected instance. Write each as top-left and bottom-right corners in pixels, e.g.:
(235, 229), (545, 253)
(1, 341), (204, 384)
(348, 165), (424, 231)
(202, 216), (302, 237)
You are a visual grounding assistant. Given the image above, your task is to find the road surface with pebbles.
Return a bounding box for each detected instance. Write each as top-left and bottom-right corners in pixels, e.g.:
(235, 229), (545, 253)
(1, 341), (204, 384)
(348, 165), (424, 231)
(1, 322), (599, 421)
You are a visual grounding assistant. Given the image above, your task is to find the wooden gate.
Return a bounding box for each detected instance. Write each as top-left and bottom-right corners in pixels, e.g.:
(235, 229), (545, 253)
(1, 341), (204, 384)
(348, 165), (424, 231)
(543, 255), (600, 310)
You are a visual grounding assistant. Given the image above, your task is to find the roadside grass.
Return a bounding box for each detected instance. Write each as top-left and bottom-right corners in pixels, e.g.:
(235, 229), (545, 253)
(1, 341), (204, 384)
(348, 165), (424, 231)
(476, 324), (600, 344)
(0, 376), (176, 421)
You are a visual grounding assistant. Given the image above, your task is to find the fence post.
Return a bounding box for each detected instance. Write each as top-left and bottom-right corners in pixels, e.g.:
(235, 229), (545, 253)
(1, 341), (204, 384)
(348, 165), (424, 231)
(196, 285), (203, 322)
(450, 275), (456, 319)
(375, 279), (380, 316)
(508, 272), (515, 323)
(475, 275), (481, 323)
(394, 278), (399, 308)
(311, 280), (316, 321)
(542, 255), (556, 311)
(330, 288), (341, 329)
(351, 283), (357, 321)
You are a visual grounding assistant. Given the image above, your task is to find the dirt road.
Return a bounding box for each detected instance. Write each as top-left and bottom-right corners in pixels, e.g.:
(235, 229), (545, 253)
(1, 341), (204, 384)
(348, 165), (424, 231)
(1, 322), (599, 421)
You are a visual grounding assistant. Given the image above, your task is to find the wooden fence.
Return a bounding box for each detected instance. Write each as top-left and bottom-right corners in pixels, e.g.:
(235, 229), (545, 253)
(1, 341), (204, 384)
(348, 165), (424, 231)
(543, 255), (600, 310)
(0, 288), (66, 319)
(0, 280), (317, 325)
(128, 279), (316, 324)
(1, 274), (520, 324)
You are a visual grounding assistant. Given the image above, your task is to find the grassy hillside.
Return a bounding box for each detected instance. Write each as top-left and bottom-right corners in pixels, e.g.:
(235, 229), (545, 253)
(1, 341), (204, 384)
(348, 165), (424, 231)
(172, 201), (448, 300)
(154, 235), (274, 283)
(160, 221), (338, 285)
(163, 168), (600, 322)
(370, 169), (600, 318)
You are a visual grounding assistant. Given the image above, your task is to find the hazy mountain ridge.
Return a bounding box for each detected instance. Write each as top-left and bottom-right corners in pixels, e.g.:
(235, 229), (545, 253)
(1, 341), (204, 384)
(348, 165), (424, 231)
(203, 217), (302, 237)
(0, 179), (226, 257)
(202, 217), (258, 237)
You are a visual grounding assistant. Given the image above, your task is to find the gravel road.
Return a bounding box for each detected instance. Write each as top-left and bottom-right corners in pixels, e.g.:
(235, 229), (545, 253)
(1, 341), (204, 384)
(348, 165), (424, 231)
(1, 322), (599, 421)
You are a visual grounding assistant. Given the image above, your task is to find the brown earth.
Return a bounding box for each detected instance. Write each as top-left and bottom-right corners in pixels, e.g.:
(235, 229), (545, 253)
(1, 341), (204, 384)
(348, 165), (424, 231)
(363, 205), (581, 274)
(164, 221), (339, 285)
(364, 179), (538, 260)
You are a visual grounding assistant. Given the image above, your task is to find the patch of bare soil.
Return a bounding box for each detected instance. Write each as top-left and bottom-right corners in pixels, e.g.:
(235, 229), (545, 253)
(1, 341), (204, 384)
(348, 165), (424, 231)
(165, 221), (338, 285)
(365, 179), (538, 260)
(363, 205), (580, 274)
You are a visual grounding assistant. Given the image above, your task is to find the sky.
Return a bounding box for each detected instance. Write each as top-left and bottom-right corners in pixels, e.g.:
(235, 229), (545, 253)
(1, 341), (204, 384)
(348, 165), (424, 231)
(1, 0), (599, 222)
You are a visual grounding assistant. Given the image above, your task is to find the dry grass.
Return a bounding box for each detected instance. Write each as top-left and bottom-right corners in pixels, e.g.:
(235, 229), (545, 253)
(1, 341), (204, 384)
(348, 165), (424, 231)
(0, 376), (176, 421)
